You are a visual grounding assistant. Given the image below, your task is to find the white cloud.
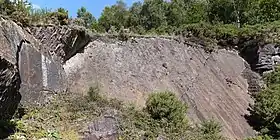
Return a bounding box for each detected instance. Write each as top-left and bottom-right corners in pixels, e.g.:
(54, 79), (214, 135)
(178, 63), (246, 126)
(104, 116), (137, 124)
(32, 4), (41, 9)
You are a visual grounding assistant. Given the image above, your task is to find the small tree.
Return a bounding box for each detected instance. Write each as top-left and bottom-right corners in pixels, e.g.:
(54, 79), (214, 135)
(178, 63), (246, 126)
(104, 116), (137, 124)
(146, 91), (187, 123)
(77, 6), (96, 28)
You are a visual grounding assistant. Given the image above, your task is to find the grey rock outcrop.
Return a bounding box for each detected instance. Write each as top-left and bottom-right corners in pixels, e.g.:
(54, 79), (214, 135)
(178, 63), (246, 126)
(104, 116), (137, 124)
(29, 25), (91, 63)
(0, 17), (65, 108)
(63, 38), (255, 139)
(83, 110), (119, 140)
(0, 17), (268, 139)
(240, 40), (280, 74)
(257, 44), (280, 72)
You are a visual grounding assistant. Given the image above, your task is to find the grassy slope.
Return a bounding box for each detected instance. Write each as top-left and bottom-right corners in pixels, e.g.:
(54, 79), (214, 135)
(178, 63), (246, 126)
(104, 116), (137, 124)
(5, 89), (224, 140)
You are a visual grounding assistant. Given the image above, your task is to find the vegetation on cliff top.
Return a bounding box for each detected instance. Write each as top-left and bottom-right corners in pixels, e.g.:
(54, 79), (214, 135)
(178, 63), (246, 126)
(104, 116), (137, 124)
(1, 0), (280, 43)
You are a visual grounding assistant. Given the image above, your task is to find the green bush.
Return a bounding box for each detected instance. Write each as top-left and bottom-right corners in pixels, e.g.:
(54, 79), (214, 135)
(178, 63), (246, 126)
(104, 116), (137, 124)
(56, 7), (68, 25)
(87, 85), (101, 101)
(200, 119), (223, 139)
(201, 120), (222, 135)
(248, 66), (280, 138)
(264, 67), (280, 86)
(118, 26), (129, 41)
(250, 84), (280, 137)
(146, 91), (187, 123)
(119, 96), (224, 140)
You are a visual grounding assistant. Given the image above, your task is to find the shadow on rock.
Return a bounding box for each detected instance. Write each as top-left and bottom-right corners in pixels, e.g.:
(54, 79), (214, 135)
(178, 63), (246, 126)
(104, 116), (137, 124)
(244, 108), (263, 132)
(0, 106), (26, 139)
(0, 57), (23, 139)
(0, 120), (17, 139)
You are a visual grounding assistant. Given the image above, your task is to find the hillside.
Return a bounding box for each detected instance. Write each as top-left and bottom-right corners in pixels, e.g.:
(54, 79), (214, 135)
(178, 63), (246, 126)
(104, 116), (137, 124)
(2, 0), (280, 139)
(0, 16), (268, 139)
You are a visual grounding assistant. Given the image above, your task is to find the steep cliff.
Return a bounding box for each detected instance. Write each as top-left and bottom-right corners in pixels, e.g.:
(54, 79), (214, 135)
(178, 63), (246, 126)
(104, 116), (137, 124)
(62, 38), (255, 139)
(0, 17), (65, 107)
(0, 18), (273, 139)
(26, 25), (261, 139)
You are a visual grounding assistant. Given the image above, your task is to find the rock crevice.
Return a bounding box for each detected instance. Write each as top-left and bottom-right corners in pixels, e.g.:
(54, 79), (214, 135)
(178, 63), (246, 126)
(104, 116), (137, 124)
(0, 57), (21, 120)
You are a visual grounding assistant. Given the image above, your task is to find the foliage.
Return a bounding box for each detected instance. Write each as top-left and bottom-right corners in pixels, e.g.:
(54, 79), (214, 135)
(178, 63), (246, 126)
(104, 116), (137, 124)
(248, 66), (280, 138)
(93, 0), (280, 34)
(0, 0), (15, 15)
(1, 0), (280, 38)
(257, 0), (280, 23)
(76, 6), (96, 28)
(6, 90), (224, 140)
(207, 0), (236, 24)
(8, 87), (122, 139)
(87, 84), (101, 101)
(0, 120), (17, 139)
(0, 0), (32, 26)
(249, 84), (280, 138)
(200, 119), (224, 140)
(0, 0), (71, 26)
(98, 0), (129, 32)
(118, 26), (129, 41)
(245, 135), (273, 140)
(146, 91), (187, 123)
(264, 67), (280, 86)
(56, 7), (68, 25)
(29, 8), (52, 24)
(119, 92), (224, 140)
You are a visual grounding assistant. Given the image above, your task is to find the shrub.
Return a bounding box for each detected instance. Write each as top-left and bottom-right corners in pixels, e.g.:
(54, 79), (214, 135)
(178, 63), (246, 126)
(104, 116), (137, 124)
(118, 26), (129, 41)
(56, 7), (68, 25)
(248, 66), (280, 138)
(87, 85), (101, 101)
(249, 84), (280, 137)
(200, 119), (223, 139)
(145, 91), (187, 123)
(264, 66), (280, 86)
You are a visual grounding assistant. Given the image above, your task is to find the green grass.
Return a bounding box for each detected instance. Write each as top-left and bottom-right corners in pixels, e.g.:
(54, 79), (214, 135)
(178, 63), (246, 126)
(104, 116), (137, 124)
(7, 90), (224, 140)
(8, 90), (122, 140)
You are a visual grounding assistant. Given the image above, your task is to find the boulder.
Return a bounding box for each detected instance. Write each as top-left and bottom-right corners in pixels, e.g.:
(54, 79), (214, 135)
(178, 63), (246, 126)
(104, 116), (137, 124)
(83, 110), (119, 140)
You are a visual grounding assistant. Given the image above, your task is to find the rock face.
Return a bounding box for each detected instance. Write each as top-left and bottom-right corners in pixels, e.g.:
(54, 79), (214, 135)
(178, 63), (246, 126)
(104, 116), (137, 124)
(29, 25), (91, 63)
(257, 44), (280, 72)
(1, 18), (276, 139)
(0, 57), (21, 120)
(239, 40), (280, 74)
(63, 38), (255, 139)
(0, 17), (65, 108)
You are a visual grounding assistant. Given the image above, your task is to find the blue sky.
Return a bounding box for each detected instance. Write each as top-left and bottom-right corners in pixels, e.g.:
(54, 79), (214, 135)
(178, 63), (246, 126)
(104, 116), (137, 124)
(29, 0), (141, 18)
